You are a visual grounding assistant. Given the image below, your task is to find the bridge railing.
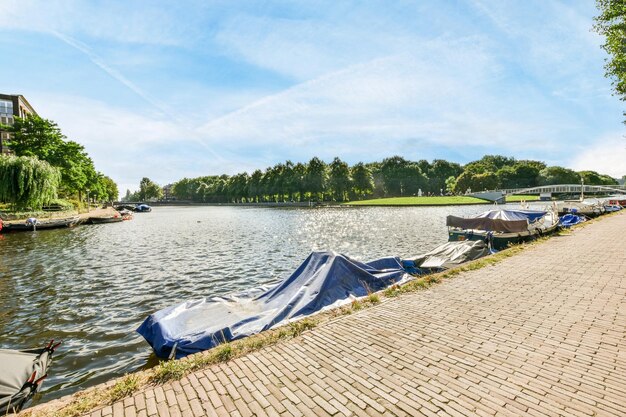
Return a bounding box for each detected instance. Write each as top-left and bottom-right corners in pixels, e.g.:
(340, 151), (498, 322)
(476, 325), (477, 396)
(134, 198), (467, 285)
(500, 184), (626, 196)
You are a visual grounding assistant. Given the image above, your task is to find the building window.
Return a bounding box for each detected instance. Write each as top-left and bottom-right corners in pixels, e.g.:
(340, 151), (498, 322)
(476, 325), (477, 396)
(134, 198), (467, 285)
(0, 99), (12, 115)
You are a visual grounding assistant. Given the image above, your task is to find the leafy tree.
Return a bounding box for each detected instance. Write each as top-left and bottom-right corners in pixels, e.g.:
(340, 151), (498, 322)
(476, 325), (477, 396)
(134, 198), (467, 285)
(445, 176), (456, 194)
(1, 116), (65, 160)
(380, 156), (408, 196)
(594, 1), (626, 114)
(138, 177), (163, 201)
(403, 163), (428, 195)
(248, 170), (263, 203)
(453, 171), (498, 193)
(0, 155), (60, 210)
(538, 166), (580, 185)
(328, 157), (351, 201)
(306, 157), (327, 201)
(496, 163), (540, 189)
(350, 162), (374, 199)
(293, 162), (307, 201)
(99, 175), (119, 201)
(1, 115), (117, 201)
(428, 160), (463, 194)
(579, 170), (618, 185)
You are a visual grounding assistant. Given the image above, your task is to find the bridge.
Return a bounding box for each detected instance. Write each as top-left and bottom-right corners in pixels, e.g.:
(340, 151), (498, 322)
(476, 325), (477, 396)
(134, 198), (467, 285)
(469, 184), (626, 203)
(501, 184), (626, 196)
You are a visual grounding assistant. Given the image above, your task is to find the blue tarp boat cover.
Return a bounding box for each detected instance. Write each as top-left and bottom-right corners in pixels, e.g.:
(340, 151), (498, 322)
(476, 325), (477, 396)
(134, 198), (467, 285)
(138, 251), (407, 359)
(559, 213), (584, 227)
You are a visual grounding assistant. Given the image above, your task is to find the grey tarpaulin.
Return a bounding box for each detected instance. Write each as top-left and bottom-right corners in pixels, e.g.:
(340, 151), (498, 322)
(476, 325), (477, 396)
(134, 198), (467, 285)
(0, 347), (52, 414)
(412, 240), (492, 269)
(446, 215), (529, 233)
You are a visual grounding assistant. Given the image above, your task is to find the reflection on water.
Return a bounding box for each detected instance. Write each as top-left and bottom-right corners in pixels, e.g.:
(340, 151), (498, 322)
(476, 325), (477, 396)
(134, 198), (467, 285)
(0, 204), (520, 402)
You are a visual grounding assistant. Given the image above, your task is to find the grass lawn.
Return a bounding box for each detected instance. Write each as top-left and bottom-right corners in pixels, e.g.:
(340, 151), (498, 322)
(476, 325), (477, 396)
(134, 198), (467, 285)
(506, 195), (540, 202)
(344, 196), (489, 206)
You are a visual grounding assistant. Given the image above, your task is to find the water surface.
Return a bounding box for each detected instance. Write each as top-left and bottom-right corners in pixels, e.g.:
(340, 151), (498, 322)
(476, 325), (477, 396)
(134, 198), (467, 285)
(0, 204), (526, 402)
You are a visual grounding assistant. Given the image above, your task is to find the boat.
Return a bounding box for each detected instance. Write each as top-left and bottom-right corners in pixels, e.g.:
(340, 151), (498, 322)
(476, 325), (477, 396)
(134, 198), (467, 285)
(0, 340), (60, 414)
(607, 196), (626, 207)
(603, 204), (622, 213)
(555, 200), (604, 217)
(0, 216), (80, 233)
(559, 213), (585, 228)
(88, 215), (124, 224)
(446, 208), (559, 250)
(118, 209), (134, 220)
(134, 204), (152, 213)
(410, 240), (493, 273)
(138, 251), (408, 359)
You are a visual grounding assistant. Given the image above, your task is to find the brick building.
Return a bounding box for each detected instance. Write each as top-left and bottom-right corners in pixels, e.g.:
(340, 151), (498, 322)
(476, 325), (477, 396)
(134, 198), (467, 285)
(0, 94), (38, 154)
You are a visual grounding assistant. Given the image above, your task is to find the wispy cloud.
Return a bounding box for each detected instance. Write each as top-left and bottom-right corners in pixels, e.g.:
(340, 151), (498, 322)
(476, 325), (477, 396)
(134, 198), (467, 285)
(51, 31), (172, 115)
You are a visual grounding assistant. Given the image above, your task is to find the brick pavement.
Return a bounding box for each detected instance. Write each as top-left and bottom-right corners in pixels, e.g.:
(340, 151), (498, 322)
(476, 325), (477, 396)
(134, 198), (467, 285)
(45, 213), (626, 416)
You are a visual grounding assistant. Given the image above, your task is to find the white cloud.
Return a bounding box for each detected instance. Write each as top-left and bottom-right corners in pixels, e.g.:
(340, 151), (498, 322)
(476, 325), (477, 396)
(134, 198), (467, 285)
(569, 135), (626, 178)
(195, 38), (576, 160)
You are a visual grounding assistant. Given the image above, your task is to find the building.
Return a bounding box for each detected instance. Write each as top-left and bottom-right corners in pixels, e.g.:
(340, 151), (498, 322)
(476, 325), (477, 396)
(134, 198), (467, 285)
(0, 94), (38, 154)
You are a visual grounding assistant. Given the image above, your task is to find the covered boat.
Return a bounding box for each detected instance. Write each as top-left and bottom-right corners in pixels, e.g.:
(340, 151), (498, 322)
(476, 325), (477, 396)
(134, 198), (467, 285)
(607, 196), (626, 207)
(556, 200), (604, 217)
(0, 341), (59, 414)
(138, 251), (407, 359)
(135, 204), (152, 213)
(447, 209), (559, 250)
(559, 213), (585, 228)
(0, 216), (80, 233)
(411, 240), (493, 271)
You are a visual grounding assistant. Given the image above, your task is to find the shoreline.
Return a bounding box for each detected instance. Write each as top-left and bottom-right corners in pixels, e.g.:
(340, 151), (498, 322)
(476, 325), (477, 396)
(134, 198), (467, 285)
(0, 207), (118, 225)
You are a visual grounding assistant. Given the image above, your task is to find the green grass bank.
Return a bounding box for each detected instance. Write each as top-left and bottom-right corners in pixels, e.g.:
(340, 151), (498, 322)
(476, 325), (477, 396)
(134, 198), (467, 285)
(344, 194), (540, 206)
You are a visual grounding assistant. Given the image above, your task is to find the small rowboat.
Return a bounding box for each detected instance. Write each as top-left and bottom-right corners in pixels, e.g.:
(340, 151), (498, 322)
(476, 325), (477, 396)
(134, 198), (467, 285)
(88, 216), (124, 224)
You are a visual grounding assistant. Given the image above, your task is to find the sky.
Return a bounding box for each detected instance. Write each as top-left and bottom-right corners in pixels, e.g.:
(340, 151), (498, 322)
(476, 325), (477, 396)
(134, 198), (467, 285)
(0, 0), (625, 193)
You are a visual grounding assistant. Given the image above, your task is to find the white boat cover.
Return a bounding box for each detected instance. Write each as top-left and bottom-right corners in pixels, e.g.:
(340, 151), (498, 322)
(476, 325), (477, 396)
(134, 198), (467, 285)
(0, 346), (53, 414)
(412, 240), (492, 269)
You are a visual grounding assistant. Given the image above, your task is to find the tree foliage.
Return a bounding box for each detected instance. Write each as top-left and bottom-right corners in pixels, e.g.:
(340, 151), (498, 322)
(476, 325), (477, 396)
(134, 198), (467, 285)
(0, 155), (60, 210)
(595, 1), (626, 109)
(164, 154), (619, 203)
(139, 177), (163, 201)
(0, 115), (118, 202)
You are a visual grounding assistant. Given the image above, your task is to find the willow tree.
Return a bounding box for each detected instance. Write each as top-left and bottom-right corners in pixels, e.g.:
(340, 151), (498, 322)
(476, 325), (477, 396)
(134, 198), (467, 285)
(0, 155), (60, 210)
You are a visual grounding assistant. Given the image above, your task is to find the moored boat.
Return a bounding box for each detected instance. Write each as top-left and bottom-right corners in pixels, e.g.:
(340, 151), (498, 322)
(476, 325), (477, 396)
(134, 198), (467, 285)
(559, 213), (585, 227)
(447, 208), (559, 250)
(134, 204), (152, 212)
(0, 340), (60, 414)
(88, 215), (124, 224)
(607, 196), (626, 207)
(555, 200), (604, 217)
(0, 216), (80, 233)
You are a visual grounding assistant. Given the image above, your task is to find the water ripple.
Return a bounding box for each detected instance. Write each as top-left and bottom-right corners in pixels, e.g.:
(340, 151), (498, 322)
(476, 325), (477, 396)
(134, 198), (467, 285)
(0, 204), (506, 402)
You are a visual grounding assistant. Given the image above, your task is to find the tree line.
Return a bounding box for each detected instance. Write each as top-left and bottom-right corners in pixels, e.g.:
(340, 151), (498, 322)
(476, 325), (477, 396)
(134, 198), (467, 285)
(0, 116), (118, 210)
(130, 155), (618, 204)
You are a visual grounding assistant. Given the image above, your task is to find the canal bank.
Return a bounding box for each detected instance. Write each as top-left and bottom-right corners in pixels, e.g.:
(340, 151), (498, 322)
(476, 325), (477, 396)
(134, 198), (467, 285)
(20, 212), (626, 416)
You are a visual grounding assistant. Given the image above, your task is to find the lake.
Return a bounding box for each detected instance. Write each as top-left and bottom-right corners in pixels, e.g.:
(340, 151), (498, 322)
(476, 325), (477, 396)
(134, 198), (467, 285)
(0, 203), (516, 402)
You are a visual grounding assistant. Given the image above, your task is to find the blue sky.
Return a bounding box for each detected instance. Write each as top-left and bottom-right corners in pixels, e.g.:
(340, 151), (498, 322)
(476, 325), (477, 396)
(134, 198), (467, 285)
(0, 0), (624, 192)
